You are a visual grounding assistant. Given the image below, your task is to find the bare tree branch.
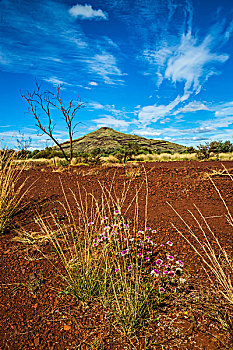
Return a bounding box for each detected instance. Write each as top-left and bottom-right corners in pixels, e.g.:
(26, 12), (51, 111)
(21, 83), (84, 162)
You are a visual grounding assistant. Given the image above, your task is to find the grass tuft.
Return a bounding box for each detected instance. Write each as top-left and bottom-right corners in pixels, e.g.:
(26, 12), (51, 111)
(0, 149), (32, 234)
(28, 170), (186, 334)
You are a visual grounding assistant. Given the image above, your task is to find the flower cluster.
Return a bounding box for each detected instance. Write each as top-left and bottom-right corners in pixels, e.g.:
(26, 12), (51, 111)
(92, 214), (186, 296)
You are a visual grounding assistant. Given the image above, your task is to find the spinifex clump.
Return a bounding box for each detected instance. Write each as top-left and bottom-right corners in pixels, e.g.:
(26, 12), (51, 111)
(91, 211), (186, 333)
(35, 174), (187, 334)
(0, 149), (31, 234)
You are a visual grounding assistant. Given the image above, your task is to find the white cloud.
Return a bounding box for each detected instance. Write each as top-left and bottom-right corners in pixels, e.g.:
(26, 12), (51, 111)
(40, 57), (63, 63)
(92, 115), (131, 131)
(174, 101), (209, 114)
(131, 128), (161, 137)
(160, 117), (170, 124)
(187, 126), (215, 133)
(88, 102), (132, 119)
(143, 47), (172, 87)
(44, 77), (71, 86)
(165, 31), (229, 95)
(215, 102), (233, 118)
(225, 19), (233, 41)
(194, 101), (233, 130)
(69, 4), (108, 20)
(85, 52), (126, 85)
(88, 102), (105, 110)
(205, 115), (233, 129)
(89, 81), (98, 86)
(138, 95), (183, 125)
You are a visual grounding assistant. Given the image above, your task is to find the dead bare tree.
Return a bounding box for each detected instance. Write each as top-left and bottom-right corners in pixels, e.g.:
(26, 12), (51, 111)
(21, 83), (84, 162)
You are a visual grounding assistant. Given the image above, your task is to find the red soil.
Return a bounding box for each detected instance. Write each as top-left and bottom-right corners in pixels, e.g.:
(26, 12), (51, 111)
(0, 161), (233, 349)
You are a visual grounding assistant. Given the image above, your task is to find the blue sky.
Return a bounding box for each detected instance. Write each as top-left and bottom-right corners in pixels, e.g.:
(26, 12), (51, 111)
(1, 0), (233, 149)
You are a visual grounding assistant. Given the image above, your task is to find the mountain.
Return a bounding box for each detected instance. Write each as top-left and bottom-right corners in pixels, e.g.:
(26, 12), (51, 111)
(56, 127), (187, 154)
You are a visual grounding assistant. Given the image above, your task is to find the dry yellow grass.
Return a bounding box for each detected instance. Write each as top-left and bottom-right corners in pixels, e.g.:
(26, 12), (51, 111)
(0, 150), (34, 233)
(135, 152), (197, 162)
(14, 151), (233, 169)
(210, 152), (233, 161)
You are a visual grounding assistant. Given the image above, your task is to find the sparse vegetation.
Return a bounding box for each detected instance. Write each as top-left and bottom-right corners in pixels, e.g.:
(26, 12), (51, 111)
(2, 137), (233, 349)
(0, 149), (32, 234)
(168, 165), (233, 349)
(197, 140), (233, 160)
(53, 127), (187, 155)
(23, 174), (187, 335)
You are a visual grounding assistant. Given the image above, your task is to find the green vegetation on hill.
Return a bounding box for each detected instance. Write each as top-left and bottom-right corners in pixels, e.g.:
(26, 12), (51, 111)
(54, 127), (187, 154)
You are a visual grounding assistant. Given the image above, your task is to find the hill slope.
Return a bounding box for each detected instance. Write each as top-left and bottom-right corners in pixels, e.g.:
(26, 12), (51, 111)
(56, 127), (187, 154)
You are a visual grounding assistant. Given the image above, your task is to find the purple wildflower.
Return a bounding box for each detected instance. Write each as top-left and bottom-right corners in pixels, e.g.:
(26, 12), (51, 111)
(151, 269), (160, 276)
(169, 270), (175, 277)
(177, 260), (184, 266)
(167, 255), (174, 261)
(159, 287), (165, 294)
(121, 249), (129, 256)
(156, 259), (163, 266)
(167, 241), (173, 246)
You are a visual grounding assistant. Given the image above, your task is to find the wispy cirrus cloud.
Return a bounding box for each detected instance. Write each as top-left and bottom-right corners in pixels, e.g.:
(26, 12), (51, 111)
(138, 94), (188, 125)
(92, 115), (131, 131)
(0, 0), (123, 86)
(69, 3), (108, 20)
(131, 127), (161, 137)
(88, 101), (130, 118)
(141, 2), (232, 97)
(88, 102), (105, 110)
(43, 77), (71, 87)
(165, 31), (229, 95)
(85, 52), (126, 85)
(174, 101), (209, 115)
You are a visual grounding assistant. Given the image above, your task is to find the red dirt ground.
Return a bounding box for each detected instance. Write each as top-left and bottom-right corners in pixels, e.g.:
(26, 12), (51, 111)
(1, 161), (233, 349)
